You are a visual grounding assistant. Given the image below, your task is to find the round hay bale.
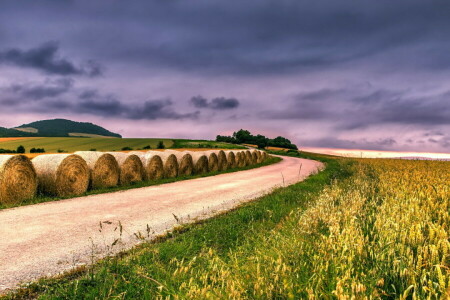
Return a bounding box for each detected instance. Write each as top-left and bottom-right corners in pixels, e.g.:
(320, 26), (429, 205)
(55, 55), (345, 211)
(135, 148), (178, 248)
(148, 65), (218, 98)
(224, 151), (236, 168)
(234, 151), (246, 168)
(129, 151), (164, 181)
(32, 154), (90, 197)
(251, 151), (258, 164)
(216, 150), (228, 171)
(107, 152), (144, 185)
(0, 155), (37, 205)
(75, 151), (119, 189)
(165, 150), (194, 176)
(147, 151), (178, 178)
(244, 150), (253, 166)
(253, 150), (263, 163)
(190, 152), (209, 174)
(203, 151), (219, 172)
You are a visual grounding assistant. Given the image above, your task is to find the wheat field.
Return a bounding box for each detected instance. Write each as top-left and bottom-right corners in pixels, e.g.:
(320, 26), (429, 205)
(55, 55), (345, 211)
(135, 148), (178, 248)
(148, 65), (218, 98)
(166, 159), (450, 299)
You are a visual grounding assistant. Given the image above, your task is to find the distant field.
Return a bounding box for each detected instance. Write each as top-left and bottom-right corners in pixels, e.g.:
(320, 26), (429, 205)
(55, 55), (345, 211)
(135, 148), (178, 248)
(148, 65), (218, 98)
(0, 137), (244, 154)
(0, 137), (174, 153)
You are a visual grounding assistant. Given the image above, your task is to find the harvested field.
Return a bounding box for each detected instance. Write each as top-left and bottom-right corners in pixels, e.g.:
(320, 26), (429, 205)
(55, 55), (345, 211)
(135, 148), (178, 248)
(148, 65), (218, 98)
(75, 151), (120, 189)
(0, 155), (37, 205)
(32, 154), (90, 197)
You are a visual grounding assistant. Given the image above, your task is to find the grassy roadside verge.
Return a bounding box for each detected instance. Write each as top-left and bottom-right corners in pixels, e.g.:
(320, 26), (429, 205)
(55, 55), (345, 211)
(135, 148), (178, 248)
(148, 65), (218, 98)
(3, 153), (352, 299)
(0, 156), (281, 210)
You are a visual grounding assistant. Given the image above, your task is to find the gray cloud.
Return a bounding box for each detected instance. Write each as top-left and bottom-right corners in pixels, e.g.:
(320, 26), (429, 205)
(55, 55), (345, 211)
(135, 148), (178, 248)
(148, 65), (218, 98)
(190, 96), (240, 110)
(263, 88), (450, 129)
(0, 41), (102, 76)
(7, 78), (73, 100)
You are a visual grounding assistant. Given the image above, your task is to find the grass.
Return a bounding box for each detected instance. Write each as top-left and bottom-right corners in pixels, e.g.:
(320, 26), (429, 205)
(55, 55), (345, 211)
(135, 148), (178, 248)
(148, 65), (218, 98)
(0, 137), (175, 153)
(3, 152), (347, 299)
(0, 156), (281, 210)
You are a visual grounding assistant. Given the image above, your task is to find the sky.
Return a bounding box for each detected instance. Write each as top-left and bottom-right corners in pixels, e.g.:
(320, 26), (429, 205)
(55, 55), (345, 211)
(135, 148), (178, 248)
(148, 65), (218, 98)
(0, 0), (449, 153)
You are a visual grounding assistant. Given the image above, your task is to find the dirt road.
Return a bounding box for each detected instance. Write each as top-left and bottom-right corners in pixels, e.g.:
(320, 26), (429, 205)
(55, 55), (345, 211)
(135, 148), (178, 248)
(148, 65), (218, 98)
(0, 156), (323, 292)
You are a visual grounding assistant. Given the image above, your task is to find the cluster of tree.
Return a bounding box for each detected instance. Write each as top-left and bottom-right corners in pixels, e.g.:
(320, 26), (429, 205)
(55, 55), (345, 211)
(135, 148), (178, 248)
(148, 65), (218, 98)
(30, 148), (46, 153)
(0, 145), (27, 154)
(216, 129), (298, 150)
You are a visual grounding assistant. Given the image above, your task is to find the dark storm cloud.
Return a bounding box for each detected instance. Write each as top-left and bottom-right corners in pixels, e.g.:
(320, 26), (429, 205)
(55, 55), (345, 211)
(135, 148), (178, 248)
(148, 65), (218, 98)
(0, 41), (102, 76)
(74, 92), (199, 120)
(190, 96), (240, 110)
(2, 0), (448, 76)
(7, 78), (73, 100)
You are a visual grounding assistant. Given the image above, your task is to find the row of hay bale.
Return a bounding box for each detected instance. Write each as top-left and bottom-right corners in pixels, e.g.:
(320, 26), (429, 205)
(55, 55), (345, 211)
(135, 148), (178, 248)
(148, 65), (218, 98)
(0, 149), (268, 205)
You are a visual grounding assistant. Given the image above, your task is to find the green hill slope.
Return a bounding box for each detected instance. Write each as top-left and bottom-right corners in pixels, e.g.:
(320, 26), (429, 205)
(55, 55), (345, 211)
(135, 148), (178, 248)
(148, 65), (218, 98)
(6, 119), (122, 138)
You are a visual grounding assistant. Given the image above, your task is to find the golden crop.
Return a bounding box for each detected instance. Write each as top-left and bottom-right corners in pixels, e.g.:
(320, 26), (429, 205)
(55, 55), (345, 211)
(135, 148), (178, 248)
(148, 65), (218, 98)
(165, 159), (450, 299)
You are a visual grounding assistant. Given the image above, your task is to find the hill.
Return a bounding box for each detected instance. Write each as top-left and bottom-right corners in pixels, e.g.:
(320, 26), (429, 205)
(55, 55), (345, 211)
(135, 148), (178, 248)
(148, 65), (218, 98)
(0, 119), (122, 138)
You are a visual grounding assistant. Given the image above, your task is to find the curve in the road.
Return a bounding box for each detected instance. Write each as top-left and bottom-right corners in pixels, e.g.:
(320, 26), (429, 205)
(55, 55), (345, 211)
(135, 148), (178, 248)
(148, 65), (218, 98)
(0, 155), (323, 292)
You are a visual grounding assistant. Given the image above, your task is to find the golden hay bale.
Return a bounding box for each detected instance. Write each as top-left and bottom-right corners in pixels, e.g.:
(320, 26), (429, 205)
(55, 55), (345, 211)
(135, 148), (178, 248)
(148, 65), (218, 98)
(190, 152), (209, 174)
(234, 151), (246, 168)
(75, 151), (119, 189)
(244, 150), (253, 166)
(224, 151), (236, 168)
(0, 155), (37, 205)
(216, 150), (228, 171)
(251, 151), (258, 164)
(32, 154), (90, 197)
(253, 150), (263, 163)
(129, 151), (164, 181)
(107, 152), (144, 185)
(165, 150), (194, 176)
(203, 151), (219, 172)
(147, 151), (178, 178)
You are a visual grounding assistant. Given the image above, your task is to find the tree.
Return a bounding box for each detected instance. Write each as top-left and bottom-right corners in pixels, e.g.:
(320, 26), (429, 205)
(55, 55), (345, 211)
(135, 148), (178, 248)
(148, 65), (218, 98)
(16, 145), (25, 154)
(157, 141), (165, 149)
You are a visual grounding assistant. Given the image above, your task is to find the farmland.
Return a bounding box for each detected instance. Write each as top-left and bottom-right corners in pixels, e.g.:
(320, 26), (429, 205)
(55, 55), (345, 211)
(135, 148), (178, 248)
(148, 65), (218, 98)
(0, 137), (244, 155)
(6, 152), (449, 299)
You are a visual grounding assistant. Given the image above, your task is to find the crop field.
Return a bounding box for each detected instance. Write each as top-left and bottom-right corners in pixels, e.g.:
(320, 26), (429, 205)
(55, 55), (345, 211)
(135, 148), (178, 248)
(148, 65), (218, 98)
(9, 152), (450, 299)
(0, 137), (174, 153)
(0, 138), (244, 154)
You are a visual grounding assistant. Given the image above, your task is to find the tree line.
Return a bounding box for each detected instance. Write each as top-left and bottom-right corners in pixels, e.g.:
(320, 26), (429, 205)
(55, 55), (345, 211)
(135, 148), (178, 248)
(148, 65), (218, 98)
(216, 129), (298, 150)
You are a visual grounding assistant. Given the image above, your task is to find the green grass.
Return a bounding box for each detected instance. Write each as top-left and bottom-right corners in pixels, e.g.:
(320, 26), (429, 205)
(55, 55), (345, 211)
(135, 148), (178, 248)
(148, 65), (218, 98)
(0, 137), (174, 153)
(3, 153), (351, 299)
(0, 156), (281, 210)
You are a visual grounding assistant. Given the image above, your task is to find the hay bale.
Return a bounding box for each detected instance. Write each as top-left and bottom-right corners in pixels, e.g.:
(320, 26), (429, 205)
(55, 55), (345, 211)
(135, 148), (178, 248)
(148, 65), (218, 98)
(107, 152), (144, 185)
(147, 151), (178, 178)
(203, 151), (219, 172)
(129, 151), (164, 181)
(244, 150), (253, 166)
(253, 150), (263, 163)
(32, 154), (90, 197)
(216, 150), (228, 171)
(224, 151), (236, 168)
(165, 150), (194, 176)
(234, 151), (246, 168)
(0, 155), (37, 205)
(190, 152), (209, 174)
(75, 151), (119, 189)
(251, 150), (258, 164)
